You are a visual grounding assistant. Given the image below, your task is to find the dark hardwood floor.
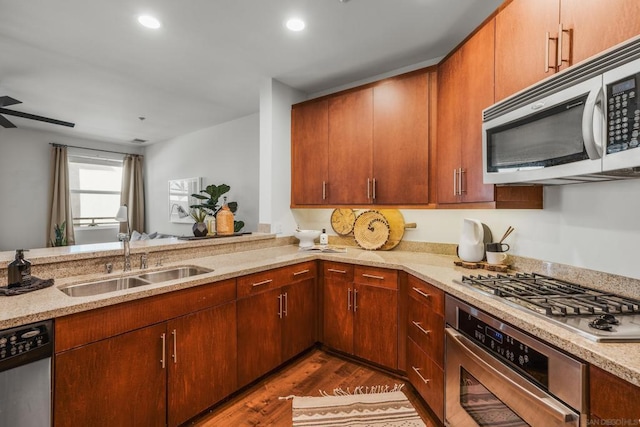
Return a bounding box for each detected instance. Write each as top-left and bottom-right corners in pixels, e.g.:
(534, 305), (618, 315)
(191, 348), (440, 426)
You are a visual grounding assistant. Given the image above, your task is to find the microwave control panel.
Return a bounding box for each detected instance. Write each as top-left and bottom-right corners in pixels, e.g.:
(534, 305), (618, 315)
(607, 71), (639, 154)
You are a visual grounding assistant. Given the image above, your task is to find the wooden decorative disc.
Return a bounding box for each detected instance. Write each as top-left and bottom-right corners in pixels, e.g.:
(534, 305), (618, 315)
(330, 208), (356, 236)
(353, 210), (390, 250)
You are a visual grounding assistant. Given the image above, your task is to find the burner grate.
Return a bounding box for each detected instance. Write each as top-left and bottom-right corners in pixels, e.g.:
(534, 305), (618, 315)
(460, 273), (640, 317)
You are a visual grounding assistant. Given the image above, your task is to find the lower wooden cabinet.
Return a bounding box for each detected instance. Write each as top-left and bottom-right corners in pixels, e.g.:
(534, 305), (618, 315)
(53, 279), (237, 427)
(236, 262), (317, 387)
(590, 365), (640, 421)
(406, 275), (445, 421)
(322, 262), (399, 370)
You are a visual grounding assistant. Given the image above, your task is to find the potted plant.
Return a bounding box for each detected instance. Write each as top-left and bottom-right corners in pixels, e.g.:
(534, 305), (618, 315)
(190, 207), (208, 237)
(190, 184), (245, 233)
(50, 221), (68, 246)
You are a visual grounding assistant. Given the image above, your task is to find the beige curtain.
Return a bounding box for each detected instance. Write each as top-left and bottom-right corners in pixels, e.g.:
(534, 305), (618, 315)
(120, 154), (145, 234)
(47, 145), (75, 246)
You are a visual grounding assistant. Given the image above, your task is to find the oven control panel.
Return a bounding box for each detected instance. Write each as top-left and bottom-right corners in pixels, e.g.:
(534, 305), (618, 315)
(0, 320), (52, 371)
(458, 309), (549, 388)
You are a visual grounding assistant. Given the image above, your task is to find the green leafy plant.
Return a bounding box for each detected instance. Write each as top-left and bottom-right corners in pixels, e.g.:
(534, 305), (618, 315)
(189, 207), (208, 223)
(51, 221), (67, 247)
(191, 183), (245, 232)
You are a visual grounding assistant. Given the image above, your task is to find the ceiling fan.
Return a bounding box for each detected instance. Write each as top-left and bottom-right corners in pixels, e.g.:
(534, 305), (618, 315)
(0, 96), (75, 128)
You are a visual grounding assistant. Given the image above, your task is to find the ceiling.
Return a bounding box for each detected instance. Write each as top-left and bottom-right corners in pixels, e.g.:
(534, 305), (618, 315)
(0, 0), (502, 145)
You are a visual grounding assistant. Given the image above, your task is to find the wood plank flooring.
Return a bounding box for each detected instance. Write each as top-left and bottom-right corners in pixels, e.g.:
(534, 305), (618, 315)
(191, 348), (440, 426)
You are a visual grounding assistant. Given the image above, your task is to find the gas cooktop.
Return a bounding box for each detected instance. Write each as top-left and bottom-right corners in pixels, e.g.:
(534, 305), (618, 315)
(456, 272), (640, 342)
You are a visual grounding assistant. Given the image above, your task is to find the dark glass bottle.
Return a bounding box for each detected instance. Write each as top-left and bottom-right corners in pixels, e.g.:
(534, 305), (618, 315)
(8, 249), (31, 288)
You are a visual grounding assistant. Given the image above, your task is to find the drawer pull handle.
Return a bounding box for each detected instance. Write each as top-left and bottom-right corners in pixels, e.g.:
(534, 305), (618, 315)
(353, 289), (358, 312)
(160, 333), (166, 369)
(412, 287), (430, 299)
(327, 268), (347, 274)
(362, 273), (384, 280)
(347, 288), (352, 311)
(412, 321), (431, 336)
(412, 366), (431, 384)
(171, 329), (177, 364)
(293, 269), (310, 276)
(252, 279), (273, 287)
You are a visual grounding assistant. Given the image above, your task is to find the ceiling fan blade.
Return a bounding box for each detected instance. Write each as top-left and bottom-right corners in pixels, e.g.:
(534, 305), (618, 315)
(0, 96), (21, 107)
(0, 107), (75, 128)
(0, 114), (17, 128)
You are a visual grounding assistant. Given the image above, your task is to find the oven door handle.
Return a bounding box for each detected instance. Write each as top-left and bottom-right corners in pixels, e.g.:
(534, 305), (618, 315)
(445, 328), (579, 425)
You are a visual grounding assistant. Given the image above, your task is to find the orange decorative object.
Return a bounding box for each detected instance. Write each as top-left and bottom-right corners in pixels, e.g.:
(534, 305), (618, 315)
(216, 198), (234, 235)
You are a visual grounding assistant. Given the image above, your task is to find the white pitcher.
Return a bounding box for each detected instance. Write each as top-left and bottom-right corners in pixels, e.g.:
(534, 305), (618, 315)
(458, 218), (485, 262)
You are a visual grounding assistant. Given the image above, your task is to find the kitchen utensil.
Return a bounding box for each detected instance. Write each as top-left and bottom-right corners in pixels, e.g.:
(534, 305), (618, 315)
(458, 218), (486, 262)
(486, 242), (510, 252)
(294, 229), (321, 248)
(330, 208), (356, 236)
(353, 210), (389, 250)
(486, 251), (508, 265)
(499, 226), (515, 243)
(377, 209), (417, 251)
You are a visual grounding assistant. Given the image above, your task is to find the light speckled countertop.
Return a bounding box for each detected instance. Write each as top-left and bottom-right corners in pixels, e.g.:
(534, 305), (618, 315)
(1, 243), (639, 387)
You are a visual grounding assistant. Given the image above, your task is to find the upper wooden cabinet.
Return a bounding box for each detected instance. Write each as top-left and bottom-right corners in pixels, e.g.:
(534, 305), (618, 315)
(495, 0), (640, 101)
(291, 71), (431, 207)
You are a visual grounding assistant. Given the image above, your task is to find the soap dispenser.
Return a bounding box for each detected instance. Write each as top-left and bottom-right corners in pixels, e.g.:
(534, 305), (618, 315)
(319, 229), (329, 246)
(8, 249), (31, 288)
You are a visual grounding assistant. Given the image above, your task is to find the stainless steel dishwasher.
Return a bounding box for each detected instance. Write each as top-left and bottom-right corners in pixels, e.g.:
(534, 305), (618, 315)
(0, 320), (53, 427)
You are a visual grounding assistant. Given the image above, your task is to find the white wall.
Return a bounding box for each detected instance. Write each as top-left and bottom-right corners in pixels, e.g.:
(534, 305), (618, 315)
(145, 113), (260, 237)
(292, 178), (640, 280)
(0, 127), (142, 251)
(258, 78), (306, 233)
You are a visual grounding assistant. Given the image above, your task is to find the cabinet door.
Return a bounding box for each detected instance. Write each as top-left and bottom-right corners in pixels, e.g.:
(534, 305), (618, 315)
(561, 0), (640, 67)
(436, 49), (462, 204)
(54, 323), (166, 427)
(323, 272), (354, 355)
(495, 0), (560, 101)
(590, 365), (640, 421)
(373, 73), (429, 204)
(291, 100), (329, 205)
(354, 284), (398, 369)
(459, 19), (496, 203)
(237, 288), (282, 387)
(328, 88), (373, 204)
(167, 301), (237, 427)
(281, 278), (316, 362)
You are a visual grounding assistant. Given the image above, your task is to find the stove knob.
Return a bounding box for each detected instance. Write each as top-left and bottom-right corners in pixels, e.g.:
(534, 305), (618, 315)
(519, 355), (525, 365)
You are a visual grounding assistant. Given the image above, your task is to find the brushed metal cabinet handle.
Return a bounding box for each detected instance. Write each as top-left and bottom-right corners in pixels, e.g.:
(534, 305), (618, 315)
(460, 168), (466, 194)
(412, 287), (430, 299)
(252, 279), (273, 287)
(347, 288), (352, 311)
(453, 168), (458, 196)
(277, 294), (283, 319)
(171, 329), (177, 364)
(545, 31), (558, 73)
(293, 269), (310, 276)
(362, 273), (384, 280)
(367, 178), (371, 200)
(353, 289), (358, 312)
(328, 268), (347, 274)
(412, 366), (431, 384)
(557, 23), (572, 69)
(412, 321), (431, 337)
(283, 292), (288, 317)
(160, 333), (166, 369)
(372, 178), (376, 200)
(322, 181), (326, 200)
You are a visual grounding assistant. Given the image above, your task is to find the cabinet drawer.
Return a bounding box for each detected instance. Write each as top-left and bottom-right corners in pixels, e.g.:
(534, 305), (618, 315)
(407, 337), (444, 422)
(408, 275), (444, 316)
(408, 297), (444, 368)
(354, 266), (398, 290)
(237, 262), (317, 298)
(323, 262), (354, 282)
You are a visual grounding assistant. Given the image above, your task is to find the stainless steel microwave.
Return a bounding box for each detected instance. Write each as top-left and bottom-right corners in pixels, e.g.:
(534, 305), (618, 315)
(483, 37), (640, 185)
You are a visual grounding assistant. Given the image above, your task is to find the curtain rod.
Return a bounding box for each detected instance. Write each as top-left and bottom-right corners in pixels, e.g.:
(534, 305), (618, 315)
(50, 143), (143, 157)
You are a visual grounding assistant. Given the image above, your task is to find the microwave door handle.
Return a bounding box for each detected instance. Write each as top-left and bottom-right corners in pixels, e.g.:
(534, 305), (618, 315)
(582, 85), (604, 159)
(445, 328), (578, 424)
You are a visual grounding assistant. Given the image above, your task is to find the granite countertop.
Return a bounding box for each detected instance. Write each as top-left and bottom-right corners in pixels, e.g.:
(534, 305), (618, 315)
(1, 244), (638, 387)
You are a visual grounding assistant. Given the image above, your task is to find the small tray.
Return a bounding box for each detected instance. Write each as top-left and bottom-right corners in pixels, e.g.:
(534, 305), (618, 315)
(454, 260), (509, 273)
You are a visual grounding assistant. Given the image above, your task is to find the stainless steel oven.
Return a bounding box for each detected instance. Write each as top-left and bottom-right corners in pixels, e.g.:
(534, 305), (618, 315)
(445, 296), (587, 427)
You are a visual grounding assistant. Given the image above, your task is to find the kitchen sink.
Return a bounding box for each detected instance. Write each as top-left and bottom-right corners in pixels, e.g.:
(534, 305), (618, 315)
(59, 266), (213, 297)
(137, 266), (212, 283)
(59, 276), (151, 297)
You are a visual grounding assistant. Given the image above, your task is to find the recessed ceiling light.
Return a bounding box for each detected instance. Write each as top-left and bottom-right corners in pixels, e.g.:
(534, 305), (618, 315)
(286, 18), (306, 32)
(138, 15), (161, 29)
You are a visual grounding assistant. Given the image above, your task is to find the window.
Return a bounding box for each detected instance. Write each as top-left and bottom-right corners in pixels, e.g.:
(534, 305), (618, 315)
(68, 155), (123, 228)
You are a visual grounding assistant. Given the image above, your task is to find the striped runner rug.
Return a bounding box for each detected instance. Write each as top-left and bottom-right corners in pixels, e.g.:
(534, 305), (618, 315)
(290, 384), (425, 427)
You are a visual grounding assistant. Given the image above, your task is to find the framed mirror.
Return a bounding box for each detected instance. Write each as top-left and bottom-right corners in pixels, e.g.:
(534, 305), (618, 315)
(168, 177), (201, 223)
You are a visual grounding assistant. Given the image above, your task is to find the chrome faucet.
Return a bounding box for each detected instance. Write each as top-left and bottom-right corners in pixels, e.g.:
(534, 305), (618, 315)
(118, 232), (131, 272)
(140, 253), (148, 269)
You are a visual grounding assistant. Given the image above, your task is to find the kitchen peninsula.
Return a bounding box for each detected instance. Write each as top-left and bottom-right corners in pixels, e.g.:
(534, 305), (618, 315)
(1, 235), (638, 425)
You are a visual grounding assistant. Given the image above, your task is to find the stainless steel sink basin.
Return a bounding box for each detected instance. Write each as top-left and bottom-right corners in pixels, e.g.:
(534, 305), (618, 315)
(137, 266), (212, 283)
(59, 266), (213, 297)
(59, 276), (151, 297)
